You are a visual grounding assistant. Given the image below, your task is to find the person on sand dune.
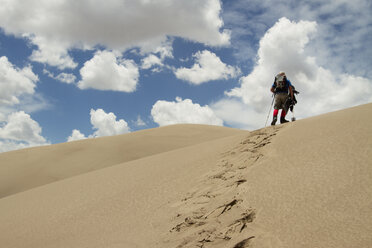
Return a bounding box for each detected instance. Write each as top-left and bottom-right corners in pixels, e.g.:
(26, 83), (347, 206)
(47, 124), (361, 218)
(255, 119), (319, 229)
(270, 71), (294, 125)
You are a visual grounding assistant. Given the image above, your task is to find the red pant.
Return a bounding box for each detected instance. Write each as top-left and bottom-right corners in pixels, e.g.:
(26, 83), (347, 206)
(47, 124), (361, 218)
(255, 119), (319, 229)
(273, 109), (286, 117)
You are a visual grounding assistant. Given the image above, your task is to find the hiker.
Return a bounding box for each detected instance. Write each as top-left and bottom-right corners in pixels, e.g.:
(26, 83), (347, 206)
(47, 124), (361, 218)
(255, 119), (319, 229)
(270, 71), (294, 125)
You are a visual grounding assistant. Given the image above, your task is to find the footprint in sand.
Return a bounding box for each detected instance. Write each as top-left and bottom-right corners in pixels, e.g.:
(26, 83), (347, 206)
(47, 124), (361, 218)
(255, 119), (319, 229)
(232, 236), (255, 248)
(166, 126), (282, 247)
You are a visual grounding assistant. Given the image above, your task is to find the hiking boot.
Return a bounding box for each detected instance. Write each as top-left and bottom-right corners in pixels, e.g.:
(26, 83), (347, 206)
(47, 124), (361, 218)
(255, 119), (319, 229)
(280, 117), (289, 124)
(271, 116), (277, 126)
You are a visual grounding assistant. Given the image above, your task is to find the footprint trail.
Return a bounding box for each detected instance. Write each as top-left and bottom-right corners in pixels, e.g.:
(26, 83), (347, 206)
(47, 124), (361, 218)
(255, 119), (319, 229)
(163, 126), (282, 247)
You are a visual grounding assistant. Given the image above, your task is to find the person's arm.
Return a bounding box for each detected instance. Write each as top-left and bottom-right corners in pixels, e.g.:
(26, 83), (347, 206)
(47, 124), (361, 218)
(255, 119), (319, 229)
(289, 85), (294, 99)
(271, 79), (276, 93)
(287, 79), (294, 99)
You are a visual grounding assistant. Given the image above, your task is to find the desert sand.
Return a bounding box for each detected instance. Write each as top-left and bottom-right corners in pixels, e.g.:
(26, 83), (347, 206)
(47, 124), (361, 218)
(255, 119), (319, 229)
(0, 103), (371, 248)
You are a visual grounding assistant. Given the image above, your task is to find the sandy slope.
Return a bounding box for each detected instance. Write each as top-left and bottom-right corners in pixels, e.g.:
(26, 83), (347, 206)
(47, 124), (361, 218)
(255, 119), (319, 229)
(0, 124), (244, 198)
(0, 103), (371, 248)
(163, 103), (372, 248)
(242, 103), (372, 247)
(0, 124), (248, 248)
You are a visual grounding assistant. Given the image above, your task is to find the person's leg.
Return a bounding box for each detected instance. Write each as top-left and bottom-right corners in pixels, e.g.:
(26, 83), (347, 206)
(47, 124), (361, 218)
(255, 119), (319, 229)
(271, 95), (281, 125)
(280, 108), (289, 123)
(273, 94), (290, 125)
(271, 108), (279, 126)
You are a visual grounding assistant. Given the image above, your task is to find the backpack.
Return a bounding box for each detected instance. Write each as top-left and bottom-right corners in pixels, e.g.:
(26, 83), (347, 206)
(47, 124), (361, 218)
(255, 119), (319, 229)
(275, 74), (286, 90)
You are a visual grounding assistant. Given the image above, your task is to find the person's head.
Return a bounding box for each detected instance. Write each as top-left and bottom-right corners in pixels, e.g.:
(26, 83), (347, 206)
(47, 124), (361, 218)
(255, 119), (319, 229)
(276, 71), (286, 81)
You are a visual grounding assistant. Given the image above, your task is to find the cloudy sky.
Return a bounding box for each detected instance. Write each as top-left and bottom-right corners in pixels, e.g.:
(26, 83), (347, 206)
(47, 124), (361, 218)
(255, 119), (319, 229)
(0, 0), (371, 152)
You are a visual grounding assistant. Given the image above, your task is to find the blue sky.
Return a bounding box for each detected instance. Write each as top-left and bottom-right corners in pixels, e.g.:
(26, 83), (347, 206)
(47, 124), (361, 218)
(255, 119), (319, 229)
(0, 0), (371, 152)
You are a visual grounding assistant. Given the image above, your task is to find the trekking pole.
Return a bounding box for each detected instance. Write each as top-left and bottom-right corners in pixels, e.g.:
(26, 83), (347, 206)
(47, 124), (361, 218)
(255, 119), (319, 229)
(264, 94), (275, 127)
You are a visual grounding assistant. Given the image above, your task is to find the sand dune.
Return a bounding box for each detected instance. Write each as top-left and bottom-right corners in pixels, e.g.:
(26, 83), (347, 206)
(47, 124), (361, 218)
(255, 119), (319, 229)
(0, 124), (244, 198)
(0, 126), (248, 248)
(0, 103), (371, 248)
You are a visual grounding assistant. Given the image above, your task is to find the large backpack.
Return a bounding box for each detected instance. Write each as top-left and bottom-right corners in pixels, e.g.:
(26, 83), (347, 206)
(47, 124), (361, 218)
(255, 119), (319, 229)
(274, 74), (287, 90)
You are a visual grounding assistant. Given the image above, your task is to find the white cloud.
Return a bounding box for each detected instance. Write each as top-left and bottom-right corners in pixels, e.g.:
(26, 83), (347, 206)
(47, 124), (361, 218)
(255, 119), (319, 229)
(211, 98), (265, 130)
(0, 111), (49, 153)
(67, 129), (87, 142)
(67, 108), (130, 142)
(90, 109), (130, 137)
(0, 57), (49, 132)
(227, 17), (318, 112)
(0, 140), (28, 153)
(0, 0), (229, 69)
(223, 0), (372, 78)
(139, 40), (174, 59)
(77, 50), (139, 92)
(154, 42), (174, 60)
(151, 97), (223, 126)
(140, 41), (174, 71)
(141, 54), (163, 70)
(43, 69), (76, 84)
(0, 111), (46, 143)
(28, 35), (78, 69)
(134, 115), (146, 127)
(175, 50), (240, 85)
(215, 17), (372, 129)
(0, 56), (38, 106)
(55, 72), (76, 84)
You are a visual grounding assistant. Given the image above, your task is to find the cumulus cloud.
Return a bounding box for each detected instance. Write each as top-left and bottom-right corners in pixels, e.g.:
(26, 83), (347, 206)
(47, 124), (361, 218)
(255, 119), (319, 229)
(214, 17), (372, 129)
(175, 50), (240, 84)
(67, 108), (130, 141)
(223, 0), (372, 78)
(211, 98), (264, 130)
(90, 109), (130, 137)
(0, 111), (47, 143)
(0, 56), (49, 131)
(0, 111), (49, 152)
(77, 50), (139, 92)
(151, 97), (223, 126)
(28, 35), (78, 69)
(0, 56), (38, 106)
(67, 129), (87, 142)
(0, 0), (229, 69)
(227, 17), (318, 112)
